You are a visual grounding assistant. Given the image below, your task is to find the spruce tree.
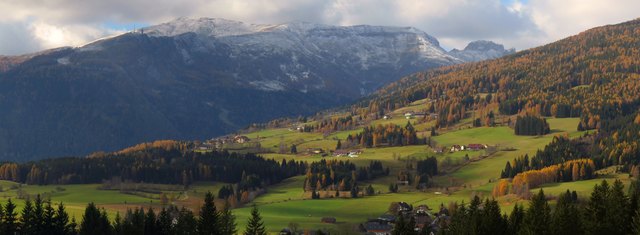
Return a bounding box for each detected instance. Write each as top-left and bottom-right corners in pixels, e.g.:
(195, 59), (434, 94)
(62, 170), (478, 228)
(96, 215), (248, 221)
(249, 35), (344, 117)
(53, 202), (72, 235)
(112, 212), (123, 235)
(551, 190), (583, 235)
(33, 194), (45, 234)
(43, 200), (56, 234)
(508, 203), (524, 235)
(0, 201), (4, 233)
(198, 191), (220, 235)
(608, 179), (631, 234)
(480, 199), (506, 235)
(144, 208), (158, 235)
(244, 205), (266, 235)
(157, 208), (173, 235)
(79, 202), (111, 235)
(584, 180), (610, 234)
(447, 203), (470, 234)
(220, 202), (237, 235)
(392, 213), (406, 235)
(4, 199), (18, 235)
(176, 207), (198, 235)
(520, 189), (550, 234)
(20, 198), (35, 234)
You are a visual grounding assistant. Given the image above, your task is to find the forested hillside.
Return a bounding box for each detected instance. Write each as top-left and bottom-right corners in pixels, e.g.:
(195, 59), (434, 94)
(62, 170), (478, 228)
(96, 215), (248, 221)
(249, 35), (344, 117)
(359, 19), (640, 129)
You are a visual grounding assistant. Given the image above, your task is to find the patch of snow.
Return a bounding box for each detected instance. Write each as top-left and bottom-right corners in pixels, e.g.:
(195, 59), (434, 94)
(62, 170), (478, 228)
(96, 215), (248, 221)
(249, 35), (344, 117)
(57, 57), (70, 65)
(249, 80), (286, 91)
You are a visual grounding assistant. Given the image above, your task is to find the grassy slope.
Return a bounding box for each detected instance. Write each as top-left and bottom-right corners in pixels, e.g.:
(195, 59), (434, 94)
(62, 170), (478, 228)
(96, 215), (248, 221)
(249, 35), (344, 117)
(0, 116), (608, 233)
(230, 117), (604, 233)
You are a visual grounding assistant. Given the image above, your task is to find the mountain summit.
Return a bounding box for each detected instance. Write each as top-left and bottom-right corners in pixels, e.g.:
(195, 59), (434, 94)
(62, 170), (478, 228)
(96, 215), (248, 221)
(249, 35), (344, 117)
(448, 40), (515, 62)
(0, 17), (512, 160)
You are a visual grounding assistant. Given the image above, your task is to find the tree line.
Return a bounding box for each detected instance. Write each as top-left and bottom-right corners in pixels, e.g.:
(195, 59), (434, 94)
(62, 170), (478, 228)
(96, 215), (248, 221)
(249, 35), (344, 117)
(0, 146), (306, 187)
(298, 115), (359, 134)
(513, 115), (550, 136)
(441, 179), (640, 235)
(344, 122), (424, 148)
(501, 136), (585, 178)
(497, 159), (595, 197)
(0, 191), (268, 235)
(303, 159), (388, 193)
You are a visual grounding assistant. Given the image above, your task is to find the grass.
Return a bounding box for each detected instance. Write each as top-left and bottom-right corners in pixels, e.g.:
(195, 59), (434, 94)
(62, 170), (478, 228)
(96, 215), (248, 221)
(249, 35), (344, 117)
(0, 181), (223, 221)
(0, 116), (592, 233)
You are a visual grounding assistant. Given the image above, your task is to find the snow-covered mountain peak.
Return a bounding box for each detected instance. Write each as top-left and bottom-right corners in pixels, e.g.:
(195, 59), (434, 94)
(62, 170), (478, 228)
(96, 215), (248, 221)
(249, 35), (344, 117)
(448, 40), (516, 62)
(143, 17), (271, 37)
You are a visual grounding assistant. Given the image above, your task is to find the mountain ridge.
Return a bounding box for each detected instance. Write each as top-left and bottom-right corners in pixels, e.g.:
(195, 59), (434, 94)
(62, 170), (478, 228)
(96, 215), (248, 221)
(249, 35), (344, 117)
(0, 17), (514, 161)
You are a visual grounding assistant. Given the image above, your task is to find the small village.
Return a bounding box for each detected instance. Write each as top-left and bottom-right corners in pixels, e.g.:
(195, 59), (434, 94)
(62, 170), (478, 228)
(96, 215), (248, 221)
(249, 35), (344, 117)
(277, 201), (451, 235)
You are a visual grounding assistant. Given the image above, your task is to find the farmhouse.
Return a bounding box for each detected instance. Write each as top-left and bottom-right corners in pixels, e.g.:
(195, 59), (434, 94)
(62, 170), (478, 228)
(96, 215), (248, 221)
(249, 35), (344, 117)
(332, 149), (362, 157)
(332, 150), (350, 157)
(405, 112), (414, 119)
(321, 217), (336, 223)
(233, 135), (250, 143)
(377, 214), (396, 223)
(450, 145), (464, 152)
(467, 144), (487, 151)
(362, 221), (392, 235)
(307, 148), (325, 154)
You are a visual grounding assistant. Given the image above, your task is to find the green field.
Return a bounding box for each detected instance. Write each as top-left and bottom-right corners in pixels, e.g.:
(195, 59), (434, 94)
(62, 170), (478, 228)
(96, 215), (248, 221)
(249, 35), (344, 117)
(0, 116), (610, 234)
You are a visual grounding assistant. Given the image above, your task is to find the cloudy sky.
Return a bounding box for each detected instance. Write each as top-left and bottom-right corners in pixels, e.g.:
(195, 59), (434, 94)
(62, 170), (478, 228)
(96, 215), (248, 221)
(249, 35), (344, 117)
(0, 0), (638, 55)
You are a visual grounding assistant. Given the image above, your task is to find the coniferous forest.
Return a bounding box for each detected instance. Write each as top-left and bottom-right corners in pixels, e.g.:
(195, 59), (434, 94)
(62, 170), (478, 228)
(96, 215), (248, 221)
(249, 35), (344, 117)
(0, 142), (306, 187)
(0, 191), (266, 235)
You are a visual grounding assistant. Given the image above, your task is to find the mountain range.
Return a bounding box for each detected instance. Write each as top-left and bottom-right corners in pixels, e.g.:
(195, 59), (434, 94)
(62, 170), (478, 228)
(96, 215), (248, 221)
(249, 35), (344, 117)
(0, 17), (514, 160)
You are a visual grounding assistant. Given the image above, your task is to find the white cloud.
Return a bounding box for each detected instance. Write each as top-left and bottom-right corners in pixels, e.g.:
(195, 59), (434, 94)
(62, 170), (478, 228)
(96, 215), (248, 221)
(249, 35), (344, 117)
(0, 0), (639, 55)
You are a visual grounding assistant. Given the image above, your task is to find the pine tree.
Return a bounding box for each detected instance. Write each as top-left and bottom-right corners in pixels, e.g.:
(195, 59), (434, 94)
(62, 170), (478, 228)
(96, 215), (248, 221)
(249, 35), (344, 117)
(480, 199), (506, 235)
(113, 212), (123, 235)
(551, 190), (583, 235)
(176, 207), (198, 235)
(79, 202), (111, 235)
(220, 202), (237, 235)
(157, 208), (173, 235)
(507, 203), (524, 235)
(32, 194), (46, 234)
(447, 203), (470, 234)
(584, 180), (610, 234)
(144, 208), (158, 235)
(20, 198), (35, 234)
(608, 180), (631, 234)
(392, 213), (407, 235)
(43, 200), (56, 234)
(198, 191), (221, 235)
(3, 199), (18, 235)
(53, 202), (72, 235)
(520, 189), (550, 234)
(244, 205), (266, 235)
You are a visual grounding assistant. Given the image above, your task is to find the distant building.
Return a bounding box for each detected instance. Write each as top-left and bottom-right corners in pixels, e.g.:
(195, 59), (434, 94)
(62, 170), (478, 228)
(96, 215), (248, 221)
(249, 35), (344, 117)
(450, 145), (464, 152)
(405, 112), (414, 119)
(321, 217), (336, 223)
(363, 221), (393, 235)
(467, 144), (487, 151)
(307, 148), (325, 154)
(233, 135), (250, 143)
